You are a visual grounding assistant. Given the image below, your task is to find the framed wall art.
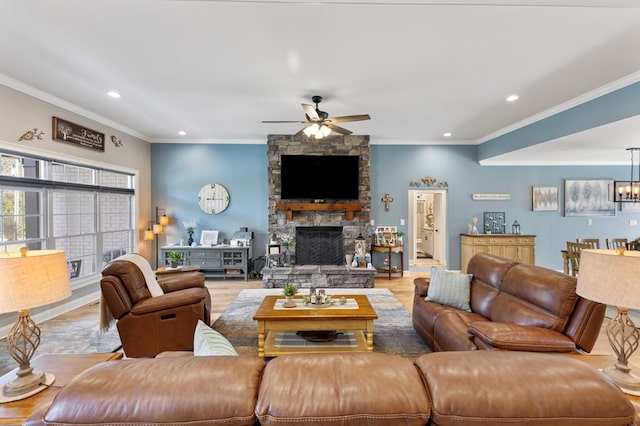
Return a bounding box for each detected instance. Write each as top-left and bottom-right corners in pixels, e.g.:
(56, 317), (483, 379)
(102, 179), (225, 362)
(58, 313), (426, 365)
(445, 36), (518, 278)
(200, 230), (219, 246)
(564, 179), (615, 217)
(532, 186), (559, 211)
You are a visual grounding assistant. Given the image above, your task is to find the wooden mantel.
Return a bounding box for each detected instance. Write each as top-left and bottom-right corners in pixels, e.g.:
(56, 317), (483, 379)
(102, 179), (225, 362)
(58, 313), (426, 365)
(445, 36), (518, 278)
(276, 202), (362, 220)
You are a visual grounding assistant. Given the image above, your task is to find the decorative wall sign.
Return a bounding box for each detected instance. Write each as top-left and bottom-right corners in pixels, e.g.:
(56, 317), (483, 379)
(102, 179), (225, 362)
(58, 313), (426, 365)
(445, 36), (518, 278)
(564, 179), (615, 217)
(532, 186), (559, 211)
(18, 128), (45, 141)
(52, 117), (105, 152)
(472, 193), (511, 201)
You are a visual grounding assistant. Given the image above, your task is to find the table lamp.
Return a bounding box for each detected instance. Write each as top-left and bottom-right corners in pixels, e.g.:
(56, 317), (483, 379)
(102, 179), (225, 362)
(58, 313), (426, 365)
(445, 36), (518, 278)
(0, 248), (71, 399)
(576, 248), (640, 394)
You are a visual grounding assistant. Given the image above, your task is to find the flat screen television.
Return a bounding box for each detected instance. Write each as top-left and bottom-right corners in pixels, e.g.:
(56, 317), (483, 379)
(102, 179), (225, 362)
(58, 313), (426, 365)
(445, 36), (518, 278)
(280, 155), (359, 201)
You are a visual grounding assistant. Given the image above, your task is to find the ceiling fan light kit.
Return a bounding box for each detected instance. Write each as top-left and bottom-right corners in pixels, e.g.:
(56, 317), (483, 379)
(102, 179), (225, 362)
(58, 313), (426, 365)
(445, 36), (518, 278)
(263, 95), (370, 139)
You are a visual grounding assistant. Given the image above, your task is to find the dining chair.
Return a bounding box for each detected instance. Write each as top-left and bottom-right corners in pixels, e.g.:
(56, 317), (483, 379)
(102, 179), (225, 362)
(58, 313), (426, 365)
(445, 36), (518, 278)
(566, 241), (590, 277)
(606, 238), (628, 250)
(577, 238), (600, 249)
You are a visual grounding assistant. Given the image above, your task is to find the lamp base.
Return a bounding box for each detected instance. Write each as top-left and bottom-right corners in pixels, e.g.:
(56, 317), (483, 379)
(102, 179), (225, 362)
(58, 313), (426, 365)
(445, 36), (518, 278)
(2, 369), (45, 397)
(603, 367), (640, 395)
(0, 373), (54, 403)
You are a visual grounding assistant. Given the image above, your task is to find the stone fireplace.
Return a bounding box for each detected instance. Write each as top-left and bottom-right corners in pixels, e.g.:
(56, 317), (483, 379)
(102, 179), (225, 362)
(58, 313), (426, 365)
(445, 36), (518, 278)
(267, 134), (372, 264)
(296, 226), (344, 266)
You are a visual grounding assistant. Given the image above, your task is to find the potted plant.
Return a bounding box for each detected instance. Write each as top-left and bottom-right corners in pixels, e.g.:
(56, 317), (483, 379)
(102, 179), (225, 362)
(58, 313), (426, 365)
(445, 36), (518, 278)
(282, 282), (298, 307)
(394, 231), (406, 246)
(167, 251), (182, 268)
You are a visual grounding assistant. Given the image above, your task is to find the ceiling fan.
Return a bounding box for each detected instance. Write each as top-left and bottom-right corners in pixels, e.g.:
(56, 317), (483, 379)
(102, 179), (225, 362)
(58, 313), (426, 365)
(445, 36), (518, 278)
(262, 95), (370, 138)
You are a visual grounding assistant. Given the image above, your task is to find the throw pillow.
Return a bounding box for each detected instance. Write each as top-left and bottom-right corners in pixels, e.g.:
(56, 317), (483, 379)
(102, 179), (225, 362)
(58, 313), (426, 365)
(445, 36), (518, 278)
(425, 267), (472, 311)
(193, 320), (238, 356)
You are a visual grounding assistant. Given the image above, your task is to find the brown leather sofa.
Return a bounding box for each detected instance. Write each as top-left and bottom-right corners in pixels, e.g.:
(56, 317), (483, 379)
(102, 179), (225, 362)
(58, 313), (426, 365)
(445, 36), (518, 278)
(25, 351), (635, 425)
(413, 252), (606, 352)
(101, 256), (211, 357)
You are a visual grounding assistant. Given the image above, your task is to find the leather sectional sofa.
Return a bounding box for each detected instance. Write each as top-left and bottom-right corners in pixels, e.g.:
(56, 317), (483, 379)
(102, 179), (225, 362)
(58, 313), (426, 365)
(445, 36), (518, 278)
(25, 351), (635, 425)
(413, 253), (606, 352)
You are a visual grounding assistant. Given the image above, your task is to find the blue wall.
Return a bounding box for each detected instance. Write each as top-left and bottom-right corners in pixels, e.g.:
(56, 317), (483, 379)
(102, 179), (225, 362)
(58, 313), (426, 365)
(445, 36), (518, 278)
(152, 142), (640, 271)
(151, 144), (269, 251)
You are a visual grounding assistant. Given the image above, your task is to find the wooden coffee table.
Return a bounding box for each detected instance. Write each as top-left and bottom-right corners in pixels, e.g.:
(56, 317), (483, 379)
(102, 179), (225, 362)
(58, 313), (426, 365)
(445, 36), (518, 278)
(0, 352), (122, 424)
(253, 294), (377, 358)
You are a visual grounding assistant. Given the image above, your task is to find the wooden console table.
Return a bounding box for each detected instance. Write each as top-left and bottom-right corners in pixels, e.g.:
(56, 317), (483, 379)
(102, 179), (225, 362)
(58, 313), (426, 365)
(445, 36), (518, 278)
(371, 245), (403, 279)
(0, 352), (122, 424)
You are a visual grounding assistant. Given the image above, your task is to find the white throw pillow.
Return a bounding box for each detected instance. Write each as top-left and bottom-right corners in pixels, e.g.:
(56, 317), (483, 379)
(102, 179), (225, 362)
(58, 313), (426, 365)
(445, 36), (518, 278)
(193, 320), (238, 356)
(425, 266), (472, 312)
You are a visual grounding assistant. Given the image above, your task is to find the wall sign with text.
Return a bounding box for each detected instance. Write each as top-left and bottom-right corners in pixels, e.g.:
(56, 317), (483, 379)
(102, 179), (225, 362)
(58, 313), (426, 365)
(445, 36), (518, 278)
(52, 117), (105, 152)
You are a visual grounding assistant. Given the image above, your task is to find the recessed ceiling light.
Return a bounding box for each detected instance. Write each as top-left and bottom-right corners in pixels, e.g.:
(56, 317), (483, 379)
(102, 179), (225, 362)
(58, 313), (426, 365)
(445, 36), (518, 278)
(178, 131), (186, 136)
(443, 132), (452, 137)
(506, 94), (519, 102)
(106, 91), (121, 98)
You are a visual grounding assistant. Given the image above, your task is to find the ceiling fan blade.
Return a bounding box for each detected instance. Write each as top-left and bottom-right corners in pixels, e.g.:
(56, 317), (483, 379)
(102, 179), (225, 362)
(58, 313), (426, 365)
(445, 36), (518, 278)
(327, 114), (371, 124)
(302, 103), (320, 121)
(262, 120), (307, 123)
(327, 123), (352, 135)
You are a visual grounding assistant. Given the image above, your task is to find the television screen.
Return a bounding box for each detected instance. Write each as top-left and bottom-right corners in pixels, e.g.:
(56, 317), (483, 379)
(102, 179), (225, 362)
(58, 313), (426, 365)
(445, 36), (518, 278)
(281, 155), (359, 201)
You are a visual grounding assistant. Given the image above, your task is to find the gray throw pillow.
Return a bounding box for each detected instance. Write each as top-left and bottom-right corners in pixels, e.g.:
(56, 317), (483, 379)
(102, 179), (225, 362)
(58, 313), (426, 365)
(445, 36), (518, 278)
(425, 266), (472, 311)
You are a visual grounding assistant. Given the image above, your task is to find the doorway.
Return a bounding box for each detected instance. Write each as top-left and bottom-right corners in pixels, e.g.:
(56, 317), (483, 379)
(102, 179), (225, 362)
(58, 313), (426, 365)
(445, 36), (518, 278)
(408, 189), (447, 272)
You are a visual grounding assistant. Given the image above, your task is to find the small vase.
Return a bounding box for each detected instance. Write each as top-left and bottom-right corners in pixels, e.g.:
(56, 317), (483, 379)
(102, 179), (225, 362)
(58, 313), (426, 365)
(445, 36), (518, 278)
(283, 246), (291, 266)
(188, 235), (194, 246)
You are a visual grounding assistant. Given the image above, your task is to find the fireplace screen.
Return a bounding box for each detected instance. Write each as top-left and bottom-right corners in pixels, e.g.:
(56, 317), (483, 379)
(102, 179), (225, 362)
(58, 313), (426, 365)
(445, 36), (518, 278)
(295, 226), (344, 265)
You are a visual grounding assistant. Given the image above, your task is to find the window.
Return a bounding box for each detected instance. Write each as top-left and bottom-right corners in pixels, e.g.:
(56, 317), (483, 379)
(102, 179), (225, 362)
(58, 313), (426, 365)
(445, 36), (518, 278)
(0, 151), (135, 280)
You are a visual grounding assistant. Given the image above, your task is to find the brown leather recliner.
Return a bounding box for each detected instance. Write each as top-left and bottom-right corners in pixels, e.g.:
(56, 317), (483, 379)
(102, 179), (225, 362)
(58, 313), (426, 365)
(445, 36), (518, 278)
(101, 254), (211, 358)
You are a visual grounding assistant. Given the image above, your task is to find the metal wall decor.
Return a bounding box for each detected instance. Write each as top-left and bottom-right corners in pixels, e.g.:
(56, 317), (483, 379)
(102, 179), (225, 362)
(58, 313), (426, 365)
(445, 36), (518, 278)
(18, 128), (45, 141)
(381, 193), (394, 211)
(483, 212), (506, 234)
(409, 176), (448, 188)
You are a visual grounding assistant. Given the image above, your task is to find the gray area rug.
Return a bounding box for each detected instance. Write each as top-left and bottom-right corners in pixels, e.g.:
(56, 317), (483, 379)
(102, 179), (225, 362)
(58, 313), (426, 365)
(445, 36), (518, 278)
(0, 306), (122, 376)
(213, 288), (432, 359)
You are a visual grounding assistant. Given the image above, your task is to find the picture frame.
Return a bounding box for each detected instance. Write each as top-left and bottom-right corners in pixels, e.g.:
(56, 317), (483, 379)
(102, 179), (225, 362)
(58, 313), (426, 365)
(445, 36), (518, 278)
(564, 179), (616, 217)
(268, 244), (281, 255)
(532, 186), (559, 211)
(200, 230), (219, 246)
(483, 212), (506, 234)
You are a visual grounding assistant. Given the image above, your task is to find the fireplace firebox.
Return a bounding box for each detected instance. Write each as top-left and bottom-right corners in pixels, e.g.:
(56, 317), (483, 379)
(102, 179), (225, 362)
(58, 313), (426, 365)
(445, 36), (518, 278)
(296, 226), (344, 266)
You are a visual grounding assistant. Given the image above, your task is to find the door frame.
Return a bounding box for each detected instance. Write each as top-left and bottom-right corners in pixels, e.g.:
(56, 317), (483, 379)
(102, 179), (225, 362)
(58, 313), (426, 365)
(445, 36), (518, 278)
(408, 189), (448, 268)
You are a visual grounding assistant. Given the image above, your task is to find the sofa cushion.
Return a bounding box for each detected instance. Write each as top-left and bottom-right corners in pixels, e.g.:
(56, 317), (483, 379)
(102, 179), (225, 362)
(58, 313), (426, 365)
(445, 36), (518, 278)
(26, 356), (265, 425)
(491, 262), (579, 332)
(425, 267), (472, 311)
(468, 321), (576, 352)
(414, 351), (635, 426)
(256, 352), (431, 426)
(193, 319), (238, 356)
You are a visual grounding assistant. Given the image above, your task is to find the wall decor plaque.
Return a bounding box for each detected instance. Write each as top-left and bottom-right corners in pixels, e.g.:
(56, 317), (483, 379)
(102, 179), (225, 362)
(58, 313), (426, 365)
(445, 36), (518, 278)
(52, 117), (105, 152)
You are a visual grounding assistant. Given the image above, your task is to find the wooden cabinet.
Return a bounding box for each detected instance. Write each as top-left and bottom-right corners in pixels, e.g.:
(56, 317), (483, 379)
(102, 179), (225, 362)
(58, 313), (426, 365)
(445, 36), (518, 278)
(460, 234), (535, 273)
(160, 246), (250, 280)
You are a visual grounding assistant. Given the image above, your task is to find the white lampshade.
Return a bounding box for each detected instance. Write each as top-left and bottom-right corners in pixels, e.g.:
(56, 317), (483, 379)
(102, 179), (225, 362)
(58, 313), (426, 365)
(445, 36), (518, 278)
(0, 249), (72, 313)
(576, 249), (640, 309)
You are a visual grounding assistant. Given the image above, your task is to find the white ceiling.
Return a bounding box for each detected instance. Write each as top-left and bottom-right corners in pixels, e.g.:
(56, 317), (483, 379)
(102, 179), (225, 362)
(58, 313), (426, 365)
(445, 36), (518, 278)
(2, 0), (640, 165)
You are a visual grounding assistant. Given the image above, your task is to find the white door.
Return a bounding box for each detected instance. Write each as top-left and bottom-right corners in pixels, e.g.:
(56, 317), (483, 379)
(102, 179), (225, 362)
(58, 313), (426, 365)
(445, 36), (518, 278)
(409, 189), (448, 268)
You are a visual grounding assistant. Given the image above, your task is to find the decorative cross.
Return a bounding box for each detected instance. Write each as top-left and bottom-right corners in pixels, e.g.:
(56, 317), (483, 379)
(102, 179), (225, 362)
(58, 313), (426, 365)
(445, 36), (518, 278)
(381, 193), (394, 211)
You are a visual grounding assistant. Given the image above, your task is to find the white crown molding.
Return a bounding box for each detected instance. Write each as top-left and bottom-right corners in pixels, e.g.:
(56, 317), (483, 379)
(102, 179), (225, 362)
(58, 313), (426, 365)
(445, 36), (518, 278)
(0, 73), (150, 142)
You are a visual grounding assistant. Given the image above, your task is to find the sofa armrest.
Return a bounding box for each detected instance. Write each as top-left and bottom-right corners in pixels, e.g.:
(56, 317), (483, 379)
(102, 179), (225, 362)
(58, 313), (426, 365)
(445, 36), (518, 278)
(468, 321), (576, 352)
(130, 288), (207, 316)
(414, 277), (429, 298)
(159, 272), (206, 293)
